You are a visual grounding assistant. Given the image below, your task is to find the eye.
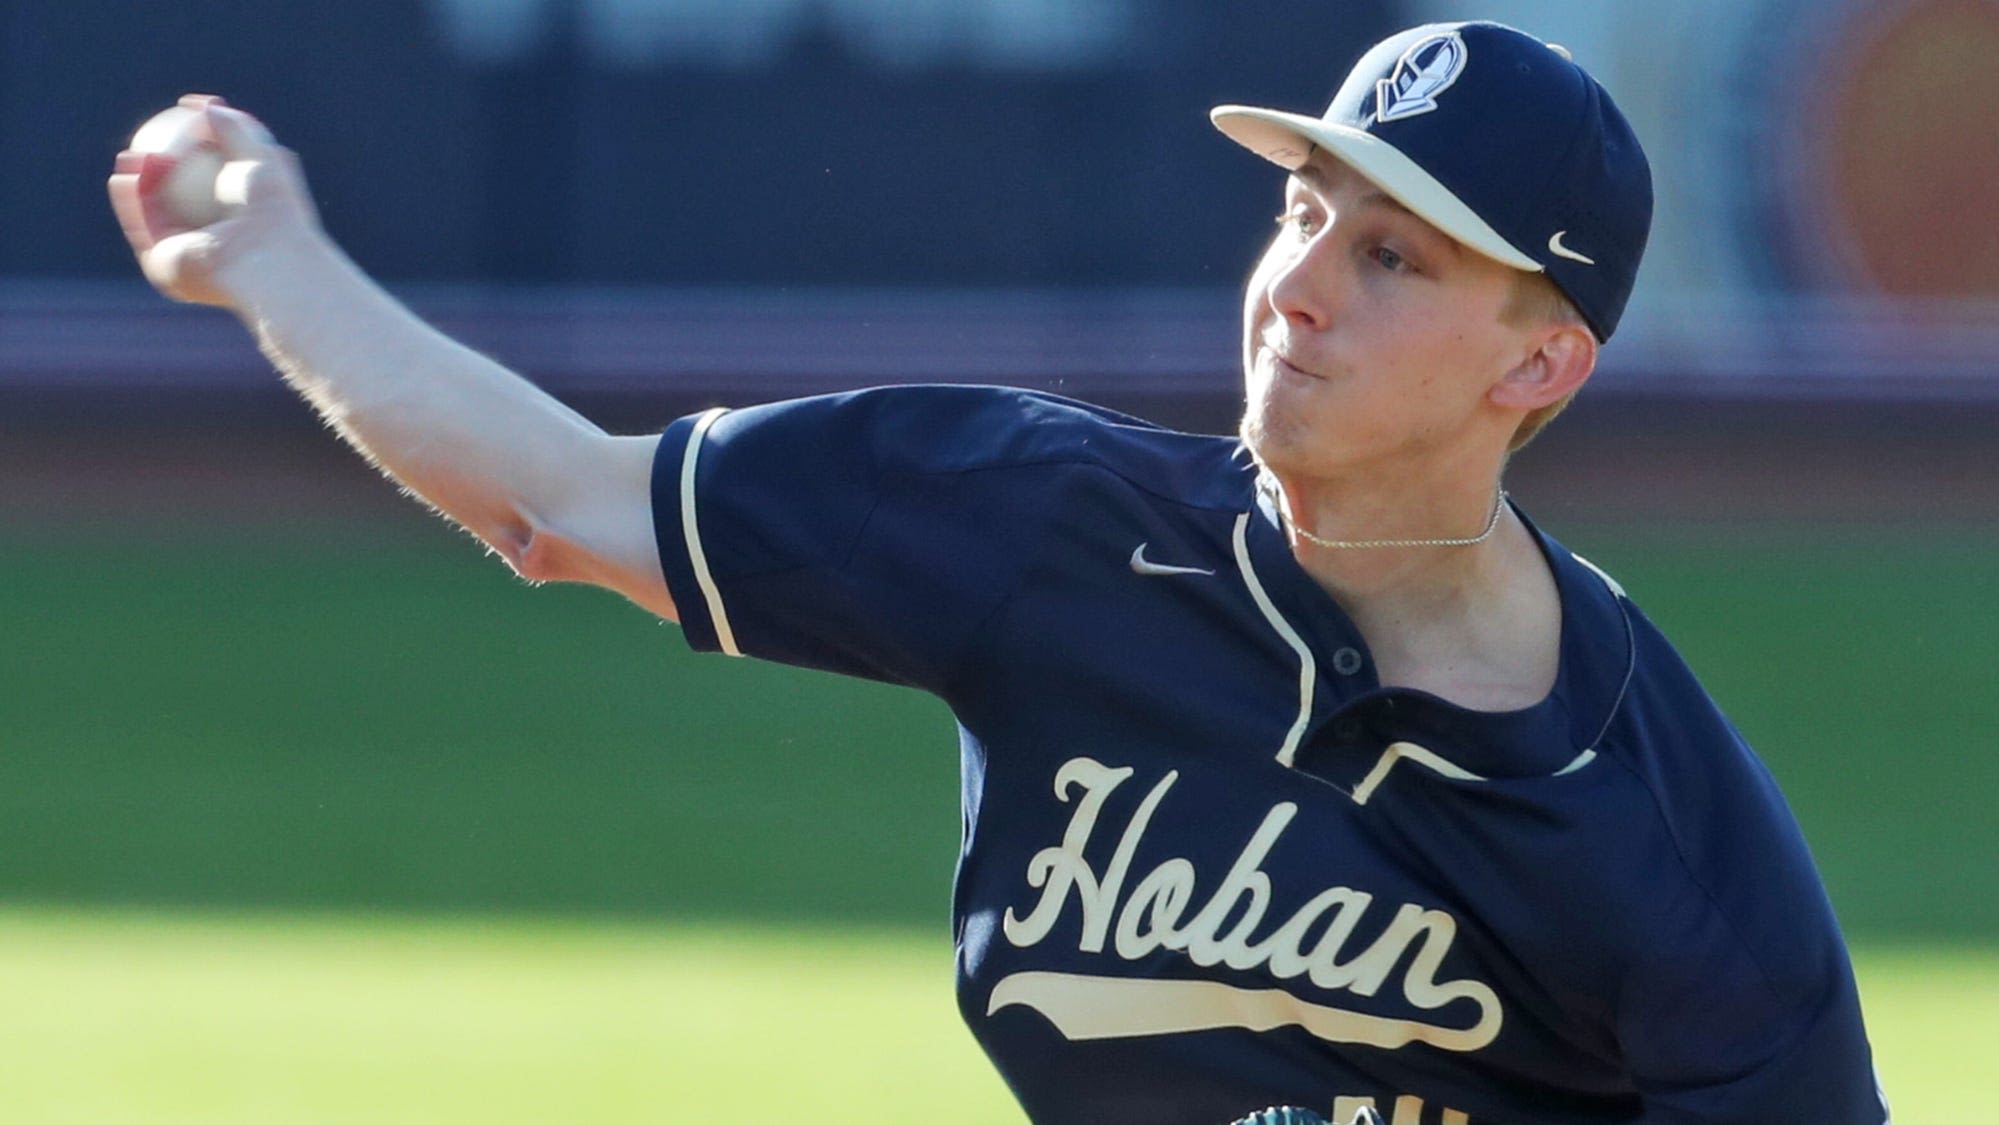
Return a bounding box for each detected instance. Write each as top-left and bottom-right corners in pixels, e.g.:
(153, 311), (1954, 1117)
(1372, 245), (1412, 273)
(1274, 207), (1320, 242)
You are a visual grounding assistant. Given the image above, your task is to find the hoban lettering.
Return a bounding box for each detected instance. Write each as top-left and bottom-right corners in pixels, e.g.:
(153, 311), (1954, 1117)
(994, 757), (1503, 1053)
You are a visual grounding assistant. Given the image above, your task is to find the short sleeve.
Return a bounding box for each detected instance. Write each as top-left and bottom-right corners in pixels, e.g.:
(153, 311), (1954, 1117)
(650, 385), (1071, 693)
(1606, 701), (1890, 1123)
(1619, 927), (1886, 1123)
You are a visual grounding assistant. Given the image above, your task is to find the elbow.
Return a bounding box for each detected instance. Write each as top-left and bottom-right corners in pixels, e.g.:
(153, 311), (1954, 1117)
(504, 514), (678, 621)
(468, 504), (561, 583)
(509, 522), (576, 585)
(506, 516), (621, 590)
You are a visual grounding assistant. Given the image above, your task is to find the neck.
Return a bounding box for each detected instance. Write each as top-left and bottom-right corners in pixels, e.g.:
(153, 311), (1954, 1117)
(1264, 468), (1560, 710)
(1266, 469), (1512, 600)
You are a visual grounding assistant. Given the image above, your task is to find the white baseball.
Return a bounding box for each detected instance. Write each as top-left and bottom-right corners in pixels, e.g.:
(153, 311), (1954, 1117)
(128, 105), (233, 228)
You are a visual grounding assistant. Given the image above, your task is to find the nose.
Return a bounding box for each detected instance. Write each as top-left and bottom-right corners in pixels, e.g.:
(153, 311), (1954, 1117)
(1261, 226), (1345, 332)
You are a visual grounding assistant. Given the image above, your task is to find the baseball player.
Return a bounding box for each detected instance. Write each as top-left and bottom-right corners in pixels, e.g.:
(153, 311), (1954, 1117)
(111, 21), (1886, 1125)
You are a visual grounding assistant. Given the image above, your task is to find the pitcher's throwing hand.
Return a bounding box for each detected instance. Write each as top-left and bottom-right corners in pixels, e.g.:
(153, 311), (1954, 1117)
(110, 94), (321, 308)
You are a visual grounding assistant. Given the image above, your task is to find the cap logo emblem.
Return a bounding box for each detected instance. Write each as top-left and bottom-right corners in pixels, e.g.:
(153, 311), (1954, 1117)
(1547, 230), (1596, 265)
(1374, 31), (1468, 124)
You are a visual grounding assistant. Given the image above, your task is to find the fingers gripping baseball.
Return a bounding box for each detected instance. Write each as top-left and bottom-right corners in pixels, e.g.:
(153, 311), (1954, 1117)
(108, 94), (322, 308)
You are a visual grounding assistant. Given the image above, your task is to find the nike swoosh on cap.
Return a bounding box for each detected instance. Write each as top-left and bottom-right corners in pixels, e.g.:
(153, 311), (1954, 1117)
(1130, 544), (1215, 577)
(1547, 230), (1596, 265)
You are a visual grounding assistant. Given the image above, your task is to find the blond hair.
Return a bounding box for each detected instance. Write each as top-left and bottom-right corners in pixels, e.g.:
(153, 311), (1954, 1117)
(1499, 272), (1589, 452)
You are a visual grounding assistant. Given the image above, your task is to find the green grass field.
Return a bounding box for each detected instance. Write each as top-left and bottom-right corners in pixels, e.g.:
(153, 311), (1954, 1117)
(2, 527), (1994, 935)
(0, 907), (1013, 1123)
(0, 907), (1990, 1123)
(2, 527), (1996, 1119)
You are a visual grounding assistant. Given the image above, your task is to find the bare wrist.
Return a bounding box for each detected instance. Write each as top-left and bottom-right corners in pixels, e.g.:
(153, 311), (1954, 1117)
(217, 225), (346, 322)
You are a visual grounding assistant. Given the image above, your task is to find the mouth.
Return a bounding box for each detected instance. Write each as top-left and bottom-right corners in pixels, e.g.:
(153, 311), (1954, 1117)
(1260, 343), (1325, 382)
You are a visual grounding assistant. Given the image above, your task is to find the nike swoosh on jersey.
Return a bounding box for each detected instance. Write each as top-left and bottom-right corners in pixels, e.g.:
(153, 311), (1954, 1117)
(1130, 544), (1215, 577)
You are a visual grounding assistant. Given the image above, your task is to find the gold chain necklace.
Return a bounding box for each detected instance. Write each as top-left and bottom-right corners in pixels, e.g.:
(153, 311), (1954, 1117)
(1288, 489), (1508, 550)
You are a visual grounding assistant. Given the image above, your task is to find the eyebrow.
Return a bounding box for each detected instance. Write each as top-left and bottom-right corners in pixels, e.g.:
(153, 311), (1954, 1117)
(1292, 163), (1461, 260)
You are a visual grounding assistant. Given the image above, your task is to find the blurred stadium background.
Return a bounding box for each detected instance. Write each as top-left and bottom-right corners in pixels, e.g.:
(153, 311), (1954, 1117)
(2, 0), (1996, 1119)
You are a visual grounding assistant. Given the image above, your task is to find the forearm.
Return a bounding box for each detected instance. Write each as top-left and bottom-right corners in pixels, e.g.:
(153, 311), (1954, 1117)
(112, 97), (672, 616)
(224, 232), (603, 568)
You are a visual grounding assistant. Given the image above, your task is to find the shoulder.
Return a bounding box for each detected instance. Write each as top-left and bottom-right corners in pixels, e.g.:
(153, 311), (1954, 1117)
(1551, 548), (1852, 1006)
(1525, 517), (1743, 768)
(1524, 523), (1848, 941)
(699, 384), (1253, 508)
(1539, 530), (1800, 869)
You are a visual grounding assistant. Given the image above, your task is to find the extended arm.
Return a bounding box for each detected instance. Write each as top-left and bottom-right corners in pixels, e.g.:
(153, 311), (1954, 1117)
(108, 96), (675, 620)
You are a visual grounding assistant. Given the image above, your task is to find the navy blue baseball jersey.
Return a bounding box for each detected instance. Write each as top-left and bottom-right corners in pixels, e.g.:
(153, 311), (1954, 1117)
(649, 385), (1886, 1125)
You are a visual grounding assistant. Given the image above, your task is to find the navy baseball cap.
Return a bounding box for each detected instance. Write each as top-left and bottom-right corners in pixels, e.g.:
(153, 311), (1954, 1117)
(1211, 21), (1653, 341)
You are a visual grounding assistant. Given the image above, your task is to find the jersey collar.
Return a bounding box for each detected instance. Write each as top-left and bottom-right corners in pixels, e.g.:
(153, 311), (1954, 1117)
(1237, 478), (1635, 766)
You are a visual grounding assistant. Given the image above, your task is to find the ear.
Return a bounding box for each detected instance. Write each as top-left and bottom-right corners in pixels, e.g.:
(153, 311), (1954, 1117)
(1489, 323), (1597, 412)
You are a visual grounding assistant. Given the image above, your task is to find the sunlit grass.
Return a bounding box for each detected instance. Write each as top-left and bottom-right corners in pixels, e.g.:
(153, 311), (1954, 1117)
(0, 907), (1989, 1122)
(1856, 944), (1999, 1122)
(0, 907), (1018, 1124)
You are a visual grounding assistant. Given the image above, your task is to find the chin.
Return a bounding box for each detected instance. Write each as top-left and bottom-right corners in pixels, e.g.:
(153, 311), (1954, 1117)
(1242, 387), (1369, 483)
(1238, 399), (1310, 478)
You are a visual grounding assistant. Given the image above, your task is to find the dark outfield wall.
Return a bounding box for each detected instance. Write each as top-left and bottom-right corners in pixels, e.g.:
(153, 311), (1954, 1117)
(4, 0), (1391, 285)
